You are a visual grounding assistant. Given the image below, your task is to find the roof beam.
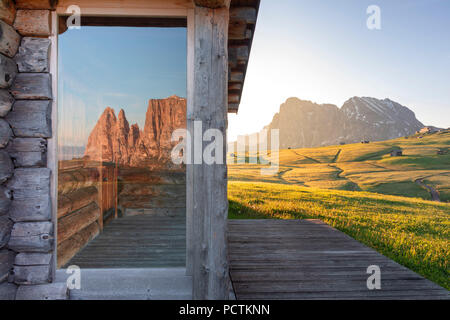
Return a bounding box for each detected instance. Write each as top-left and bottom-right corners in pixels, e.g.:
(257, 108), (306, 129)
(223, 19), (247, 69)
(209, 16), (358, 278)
(193, 0), (231, 9)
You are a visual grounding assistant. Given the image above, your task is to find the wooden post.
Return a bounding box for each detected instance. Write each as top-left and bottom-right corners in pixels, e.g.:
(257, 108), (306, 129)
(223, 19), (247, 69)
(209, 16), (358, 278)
(188, 5), (229, 300)
(97, 165), (104, 231)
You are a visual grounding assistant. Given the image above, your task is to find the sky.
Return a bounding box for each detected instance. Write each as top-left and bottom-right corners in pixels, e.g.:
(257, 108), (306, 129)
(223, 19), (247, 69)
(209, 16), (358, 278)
(58, 27), (186, 147)
(228, 0), (450, 141)
(58, 1), (450, 146)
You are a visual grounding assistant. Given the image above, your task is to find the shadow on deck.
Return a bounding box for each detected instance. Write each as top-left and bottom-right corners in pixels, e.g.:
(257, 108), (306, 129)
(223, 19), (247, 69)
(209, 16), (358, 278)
(228, 219), (449, 300)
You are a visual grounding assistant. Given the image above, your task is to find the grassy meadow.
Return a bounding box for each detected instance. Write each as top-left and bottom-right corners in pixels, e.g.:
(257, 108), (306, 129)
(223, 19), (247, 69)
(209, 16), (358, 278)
(227, 131), (450, 289)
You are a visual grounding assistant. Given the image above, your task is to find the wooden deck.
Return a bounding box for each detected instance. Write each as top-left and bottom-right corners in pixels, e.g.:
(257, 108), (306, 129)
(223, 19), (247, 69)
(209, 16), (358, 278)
(66, 214), (186, 268)
(228, 219), (449, 300)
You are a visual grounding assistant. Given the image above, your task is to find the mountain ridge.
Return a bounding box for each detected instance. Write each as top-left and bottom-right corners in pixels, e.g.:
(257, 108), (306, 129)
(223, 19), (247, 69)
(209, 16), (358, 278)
(84, 95), (186, 168)
(240, 96), (425, 149)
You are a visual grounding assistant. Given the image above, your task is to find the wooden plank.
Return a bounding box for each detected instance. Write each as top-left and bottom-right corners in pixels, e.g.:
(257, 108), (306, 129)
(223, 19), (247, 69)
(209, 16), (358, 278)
(64, 215), (185, 269)
(0, 249), (15, 282)
(0, 150), (13, 183)
(15, 0), (56, 9)
(10, 73), (52, 100)
(228, 220), (449, 300)
(57, 186), (98, 219)
(6, 137), (47, 167)
(0, 216), (13, 248)
(0, 186), (12, 216)
(57, 221), (99, 268)
(230, 7), (257, 24)
(0, 282), (17, 300)
(15, 282), (68, 300)
(15, 37), (51, 73)
(8, 221), (54, 253)
(0, 0), (16, 26)
(7, 168), (51, 222)
(0, 89), (14, 116)
(0, 53), (17, 88)
(194, 0), (230, 8)
(49, 10), (58, 281)
(15, 252), (52, 266)
(190, 5), (229, 300)
(13, 9), (51, 37)
(0, 20), (20, 58)
(58, 167), (100, 194)
(6, 100), (52, 138)
(57, 202), (100, 244)
(13, 264), (52, 284)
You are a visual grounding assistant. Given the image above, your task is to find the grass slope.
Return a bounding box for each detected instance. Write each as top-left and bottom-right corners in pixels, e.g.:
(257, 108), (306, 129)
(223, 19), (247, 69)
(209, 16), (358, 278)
(229, 181), (450, 289)
(228, 131), (450, 289)
(228, 131), (450, 201)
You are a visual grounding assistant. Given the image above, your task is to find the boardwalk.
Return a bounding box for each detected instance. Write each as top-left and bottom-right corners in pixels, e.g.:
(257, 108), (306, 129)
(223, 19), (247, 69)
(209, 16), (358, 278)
(228, 219), (449, 300)
(66, 214), (186, 268)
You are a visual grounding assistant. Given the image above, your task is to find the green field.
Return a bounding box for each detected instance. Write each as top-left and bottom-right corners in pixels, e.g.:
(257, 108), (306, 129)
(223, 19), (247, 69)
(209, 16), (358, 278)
(229, 131), (450, 202)
(228, 131), (450, 289)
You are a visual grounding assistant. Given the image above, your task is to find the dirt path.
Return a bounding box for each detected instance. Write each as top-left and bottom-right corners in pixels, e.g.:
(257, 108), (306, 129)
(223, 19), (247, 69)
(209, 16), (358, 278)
(415, 179), (440, 202)
(332, 149), (342, 163)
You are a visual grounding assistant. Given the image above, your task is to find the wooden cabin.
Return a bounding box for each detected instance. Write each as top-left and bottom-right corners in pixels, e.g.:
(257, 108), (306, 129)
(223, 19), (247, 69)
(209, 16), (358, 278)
(390, 149), (403, 157)
(0, 0), (260, 300)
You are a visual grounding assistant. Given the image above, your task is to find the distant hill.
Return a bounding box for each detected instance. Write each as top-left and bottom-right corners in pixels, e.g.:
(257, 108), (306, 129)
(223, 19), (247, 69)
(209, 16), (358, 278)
(235, 97), (425, 150)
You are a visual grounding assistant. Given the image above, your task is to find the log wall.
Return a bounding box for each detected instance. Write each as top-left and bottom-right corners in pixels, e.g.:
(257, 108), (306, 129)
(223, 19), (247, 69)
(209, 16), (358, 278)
(56, 161), (118, 268)
(0, 1), (65, 299)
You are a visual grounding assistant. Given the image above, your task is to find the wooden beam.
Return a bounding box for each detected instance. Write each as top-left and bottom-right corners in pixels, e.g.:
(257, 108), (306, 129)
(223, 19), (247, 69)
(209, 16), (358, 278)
(194, 0), (231, 8)
(15, 0), (58, 10)
(230, 7), (257, 24)
(189, 5), (229, 300)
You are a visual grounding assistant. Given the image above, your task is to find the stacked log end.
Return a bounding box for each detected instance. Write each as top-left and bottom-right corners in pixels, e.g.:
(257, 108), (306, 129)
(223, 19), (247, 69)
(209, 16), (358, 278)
(0, 0), (61, 299)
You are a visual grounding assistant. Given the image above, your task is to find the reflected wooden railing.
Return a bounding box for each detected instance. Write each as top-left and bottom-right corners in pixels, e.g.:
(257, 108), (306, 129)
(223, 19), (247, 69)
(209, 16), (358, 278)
(57, 159), (118, 268)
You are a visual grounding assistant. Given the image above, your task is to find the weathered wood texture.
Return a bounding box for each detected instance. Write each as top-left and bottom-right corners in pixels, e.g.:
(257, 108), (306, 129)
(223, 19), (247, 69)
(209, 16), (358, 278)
(0, 186), (11, 216)
(0, 150), (13, 183)
(10, 73), (52, 100)
(57, 221), (99, 268)
(58, 186), (98, 219)
(15, 282), (68, 300)
(58, 167), (100, 194)
(227, 2), (260, 113)
(0, 53), (17, 88)
(0, 20), (20, 58)
(13, 10), (51, 37)
(228, 219), (450, 300)
(13, 264), (51, 284)
(6, 137), (47, 167)
(57, 202), (100, 244)
(15, 0), (57, 10)
(0, 249), (15, 282)
(0, 282), (17, 300)
(189, 6), (229, 300)
(66, 215), (185, 268)
(8, 221), (53, 253)
(15, 252), (52, 266)
(0, 216), (13, 247)
(0, 0), (16, 25)
(6, 100), (51, 137)
(15, 38), (51, 73)
(194, 0), (230, 8)
(0, 118), (12, 147)
(7, 168), (51, 222)
(0, 89), (14, 116)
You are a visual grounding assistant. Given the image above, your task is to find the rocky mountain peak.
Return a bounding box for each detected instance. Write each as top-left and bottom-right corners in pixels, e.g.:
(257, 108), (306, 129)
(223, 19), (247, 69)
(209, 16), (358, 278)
(84, 96), (186, 168)
(264, 96), (424, 149)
